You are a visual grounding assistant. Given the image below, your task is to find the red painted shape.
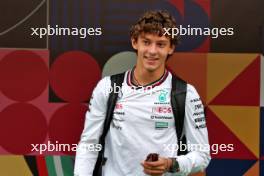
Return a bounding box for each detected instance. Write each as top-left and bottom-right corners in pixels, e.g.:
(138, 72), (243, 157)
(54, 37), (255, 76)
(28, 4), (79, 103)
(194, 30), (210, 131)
(49, 51), (101, 102)
(36, 156), (49, 176)
(210, 56), (260, 106)
(48, 103), (88, 155)
(0, 103), (48, 154)
(0, 50), (48, 102)
(206, 108), (257, 159)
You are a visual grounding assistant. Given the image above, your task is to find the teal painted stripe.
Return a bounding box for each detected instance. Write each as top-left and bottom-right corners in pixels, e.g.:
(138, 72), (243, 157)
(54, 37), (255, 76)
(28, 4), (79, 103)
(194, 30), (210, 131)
(61, 156), (74, 176)
(45, 156), (57, 176)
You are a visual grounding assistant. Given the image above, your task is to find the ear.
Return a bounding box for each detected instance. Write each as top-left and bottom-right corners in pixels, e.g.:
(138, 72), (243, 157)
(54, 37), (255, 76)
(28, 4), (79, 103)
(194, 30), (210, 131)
(131, 38), (138, 50)
(168, 44), (175, 55)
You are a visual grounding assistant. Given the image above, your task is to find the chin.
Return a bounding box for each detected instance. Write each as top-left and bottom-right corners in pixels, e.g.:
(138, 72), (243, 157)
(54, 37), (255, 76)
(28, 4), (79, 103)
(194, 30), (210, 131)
(144, 65), (159, 72)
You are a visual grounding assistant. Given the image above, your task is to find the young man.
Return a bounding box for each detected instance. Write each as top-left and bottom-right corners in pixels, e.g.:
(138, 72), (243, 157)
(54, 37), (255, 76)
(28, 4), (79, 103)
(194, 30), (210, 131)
(74, 10), (211, 176)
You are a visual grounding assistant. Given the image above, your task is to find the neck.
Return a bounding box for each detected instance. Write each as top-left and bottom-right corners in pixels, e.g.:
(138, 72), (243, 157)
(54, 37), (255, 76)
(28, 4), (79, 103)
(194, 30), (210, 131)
(133, 66), (165, 86)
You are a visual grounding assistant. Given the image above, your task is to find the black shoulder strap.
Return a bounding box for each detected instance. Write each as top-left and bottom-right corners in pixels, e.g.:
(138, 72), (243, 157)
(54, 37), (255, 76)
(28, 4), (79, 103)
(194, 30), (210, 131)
(101, 72), (125, 142)
(170, 74), (188, 155)
(93, 72), (125, 176)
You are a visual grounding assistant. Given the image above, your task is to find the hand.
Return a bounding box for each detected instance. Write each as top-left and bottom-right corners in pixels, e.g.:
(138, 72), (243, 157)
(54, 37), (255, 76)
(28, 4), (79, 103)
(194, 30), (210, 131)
(141, 157), (171, 176)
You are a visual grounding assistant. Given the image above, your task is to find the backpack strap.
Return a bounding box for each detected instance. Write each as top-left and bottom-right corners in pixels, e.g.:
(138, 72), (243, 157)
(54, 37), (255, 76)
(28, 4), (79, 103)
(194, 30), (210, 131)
(93, 72), (125, 176)
(170, 75), (188, 155)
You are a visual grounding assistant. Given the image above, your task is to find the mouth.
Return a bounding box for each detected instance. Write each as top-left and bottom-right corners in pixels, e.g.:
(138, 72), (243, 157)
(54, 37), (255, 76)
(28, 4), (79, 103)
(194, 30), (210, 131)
(144, 56), (159, 66)
(144, 56), (159, 61)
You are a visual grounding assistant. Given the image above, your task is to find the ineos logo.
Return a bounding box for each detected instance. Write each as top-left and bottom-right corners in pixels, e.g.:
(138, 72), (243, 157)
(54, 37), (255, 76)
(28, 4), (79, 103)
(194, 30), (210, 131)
(152, 106), (172, 114)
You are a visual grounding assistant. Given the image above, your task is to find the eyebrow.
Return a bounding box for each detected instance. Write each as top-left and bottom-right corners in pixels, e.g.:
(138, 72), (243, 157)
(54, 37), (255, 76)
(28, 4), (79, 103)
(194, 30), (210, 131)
(141, 36), (169, 43)
(141, 36), (149, 40)
(156, 40), (168, 43)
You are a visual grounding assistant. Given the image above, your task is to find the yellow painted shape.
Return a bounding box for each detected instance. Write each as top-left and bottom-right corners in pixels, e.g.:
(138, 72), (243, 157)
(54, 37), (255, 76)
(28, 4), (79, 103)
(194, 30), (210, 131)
(0, 155), (32, 176)
(243, 160), (259, 176)
(209, 105), (259, 158)
(207, 53), (257, 103)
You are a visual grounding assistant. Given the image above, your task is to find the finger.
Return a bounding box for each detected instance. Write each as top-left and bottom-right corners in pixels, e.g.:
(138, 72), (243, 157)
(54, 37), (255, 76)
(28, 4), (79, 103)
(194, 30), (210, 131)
(141, 162), (152, 170)
(141, 164), (166, 173)
(141, 160), (167, 174)
(153, 165), (166, 171)
(143, 168), (164, 175)
(144, 160), (164, 167)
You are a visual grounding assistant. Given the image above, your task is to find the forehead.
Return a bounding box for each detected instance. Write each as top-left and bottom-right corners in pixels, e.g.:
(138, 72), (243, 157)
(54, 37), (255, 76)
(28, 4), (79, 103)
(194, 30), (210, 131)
(138, 33), (170, 43)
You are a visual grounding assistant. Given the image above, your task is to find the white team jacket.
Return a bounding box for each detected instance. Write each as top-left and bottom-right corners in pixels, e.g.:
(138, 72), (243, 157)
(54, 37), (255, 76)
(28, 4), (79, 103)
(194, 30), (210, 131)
(74, 70), (211, 176)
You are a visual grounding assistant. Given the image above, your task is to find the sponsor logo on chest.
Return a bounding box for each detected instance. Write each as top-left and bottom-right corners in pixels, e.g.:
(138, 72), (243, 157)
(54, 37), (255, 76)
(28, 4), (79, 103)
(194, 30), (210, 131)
(154, 90), (170, 105)
(155, 121), (169, 129)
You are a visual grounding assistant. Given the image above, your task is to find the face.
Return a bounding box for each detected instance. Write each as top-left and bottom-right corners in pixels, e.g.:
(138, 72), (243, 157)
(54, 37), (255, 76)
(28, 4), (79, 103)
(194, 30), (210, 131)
(131, 33), (175, 73)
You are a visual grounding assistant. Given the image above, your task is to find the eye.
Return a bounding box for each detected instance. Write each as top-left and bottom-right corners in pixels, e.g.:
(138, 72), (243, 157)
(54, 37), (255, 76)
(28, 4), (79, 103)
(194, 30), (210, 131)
(143, 40), (150, 45)
(157, 43), (166, 48)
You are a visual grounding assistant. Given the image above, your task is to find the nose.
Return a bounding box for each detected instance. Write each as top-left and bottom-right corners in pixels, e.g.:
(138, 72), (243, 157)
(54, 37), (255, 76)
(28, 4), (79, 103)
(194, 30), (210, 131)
(148, 44), (157, 55)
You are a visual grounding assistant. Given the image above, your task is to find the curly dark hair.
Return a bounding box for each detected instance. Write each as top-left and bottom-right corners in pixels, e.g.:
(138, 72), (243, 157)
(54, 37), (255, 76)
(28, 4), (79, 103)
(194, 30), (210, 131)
(130, 10), (178, 46)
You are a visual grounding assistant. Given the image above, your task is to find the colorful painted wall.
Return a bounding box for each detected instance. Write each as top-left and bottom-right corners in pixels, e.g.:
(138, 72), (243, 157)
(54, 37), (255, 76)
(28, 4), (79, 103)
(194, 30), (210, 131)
(0, 0), (263, 175)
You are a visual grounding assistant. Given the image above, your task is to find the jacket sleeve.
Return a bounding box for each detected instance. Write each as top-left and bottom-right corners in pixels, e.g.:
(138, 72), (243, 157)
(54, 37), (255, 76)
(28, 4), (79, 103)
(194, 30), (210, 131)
(74, 77), (111, 176)
(175, 84), (211, 175)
